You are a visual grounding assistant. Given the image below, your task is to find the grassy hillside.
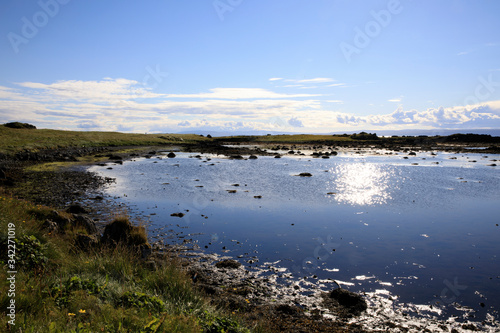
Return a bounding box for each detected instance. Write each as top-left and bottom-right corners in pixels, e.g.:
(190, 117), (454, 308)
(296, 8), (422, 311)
(0, 126), (208, 155)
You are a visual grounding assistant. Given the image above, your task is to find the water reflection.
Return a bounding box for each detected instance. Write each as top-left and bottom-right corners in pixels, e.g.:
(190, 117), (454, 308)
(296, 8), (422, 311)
(330, 163), (394, 205)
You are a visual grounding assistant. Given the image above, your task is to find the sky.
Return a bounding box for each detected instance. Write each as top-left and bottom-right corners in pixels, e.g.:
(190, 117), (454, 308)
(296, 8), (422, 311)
(1, 0), (500, 135)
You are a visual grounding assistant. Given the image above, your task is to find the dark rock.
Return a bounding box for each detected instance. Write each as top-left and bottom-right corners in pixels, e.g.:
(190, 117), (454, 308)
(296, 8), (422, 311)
(274, 155), (281, 158)
(42, 219), (59, 233)
(248, 155), (258, 159)
(66, 204), (88, 214)
(229, 155), (244, 160)
(215, 259), (241, 269)
(102, 218), (132, 245)
(50, 210), (72, 230)
(108, 155), (123, 160)
(254, 195), (262, 199)
(328, 288), (367, 316)
(275, 304), (303, 316)
(73, 214), (98, 235)
(170, 212), (185, 218)
(101, 217), (148, 250)
(408, 152), (416, 156)
(297, 173), (313, 177)
(75, 234), (99, 251)
(167, 152), (176, 158)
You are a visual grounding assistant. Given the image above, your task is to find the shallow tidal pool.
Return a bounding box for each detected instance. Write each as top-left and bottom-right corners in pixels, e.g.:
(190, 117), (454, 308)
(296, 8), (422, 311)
(89, 149), (500, 325)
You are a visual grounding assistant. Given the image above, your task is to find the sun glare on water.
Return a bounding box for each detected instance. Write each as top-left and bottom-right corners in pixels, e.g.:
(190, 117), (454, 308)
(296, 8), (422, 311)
(330, 163), (396, 206)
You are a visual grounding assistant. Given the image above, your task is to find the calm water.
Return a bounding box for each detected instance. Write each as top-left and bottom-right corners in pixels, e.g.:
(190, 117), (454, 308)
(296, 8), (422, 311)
(89, 149), (500, 320)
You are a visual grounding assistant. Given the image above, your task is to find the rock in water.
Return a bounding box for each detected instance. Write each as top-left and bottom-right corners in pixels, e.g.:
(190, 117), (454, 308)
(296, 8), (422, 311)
(297, 172), (313, 177)
(167, 152), (176, 158)
(328, 288), (367, 316)
(215, 259), (241, 269)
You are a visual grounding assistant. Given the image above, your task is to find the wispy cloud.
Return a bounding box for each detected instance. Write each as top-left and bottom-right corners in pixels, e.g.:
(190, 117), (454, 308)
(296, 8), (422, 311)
(388, 97), (402, 103)
(289, 77), (335, 84)
(164, 88), (319, 99)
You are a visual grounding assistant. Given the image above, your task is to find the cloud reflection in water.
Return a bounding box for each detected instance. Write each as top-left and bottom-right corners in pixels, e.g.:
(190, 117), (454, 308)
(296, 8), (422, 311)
(330, 163), (396, 205)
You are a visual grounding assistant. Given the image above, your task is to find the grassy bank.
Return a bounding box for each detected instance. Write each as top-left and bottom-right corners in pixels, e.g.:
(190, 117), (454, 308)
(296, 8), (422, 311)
(0, 126), (208, 155)
(0, 192), (253, 332)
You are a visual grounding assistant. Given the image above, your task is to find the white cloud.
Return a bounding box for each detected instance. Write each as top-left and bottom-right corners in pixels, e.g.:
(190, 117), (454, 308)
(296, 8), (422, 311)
(291, 77), (335, 84)
(1, 78), (500, 134)
(388, 97), (402, 102)
(164, 88), (319, 99)
(269, 78), (283, 81)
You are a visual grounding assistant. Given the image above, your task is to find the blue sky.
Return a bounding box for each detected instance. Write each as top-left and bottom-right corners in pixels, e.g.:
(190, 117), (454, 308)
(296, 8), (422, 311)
(1, 0), (500, 134)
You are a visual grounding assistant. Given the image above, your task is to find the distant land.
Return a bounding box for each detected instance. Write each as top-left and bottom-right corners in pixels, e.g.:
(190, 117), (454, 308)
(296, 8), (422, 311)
(177, 128), (500, 138)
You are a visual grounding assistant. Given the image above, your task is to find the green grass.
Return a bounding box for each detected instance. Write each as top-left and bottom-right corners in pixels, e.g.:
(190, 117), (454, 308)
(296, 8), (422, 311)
(0, 126), (209, 155)
(0, 193), (252, 332)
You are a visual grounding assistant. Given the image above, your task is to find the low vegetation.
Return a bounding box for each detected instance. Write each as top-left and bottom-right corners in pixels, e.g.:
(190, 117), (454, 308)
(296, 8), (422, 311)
(0, 192), (253, 332)
(0, 125), (208, 155)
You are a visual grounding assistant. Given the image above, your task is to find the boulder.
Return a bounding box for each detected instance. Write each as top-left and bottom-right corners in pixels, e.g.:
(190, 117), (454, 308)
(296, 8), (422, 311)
(327, 288), (367, 316)
(167, 152), (176, 158)
(215, 259), (241, 269)
(66, 204), (88, 214)
(42, 219), (59, 233)
(102, 217), (148, 248)
(50, 210), (72, 230)
(75, 234), (99, 251)
(73, 214), (98, 235)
